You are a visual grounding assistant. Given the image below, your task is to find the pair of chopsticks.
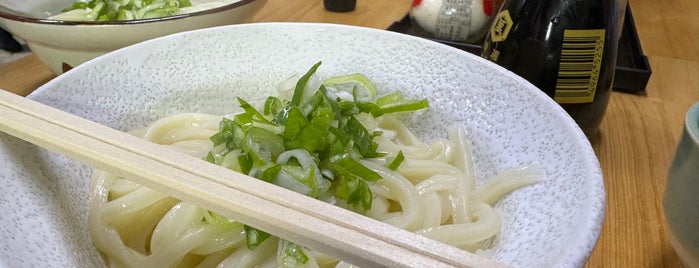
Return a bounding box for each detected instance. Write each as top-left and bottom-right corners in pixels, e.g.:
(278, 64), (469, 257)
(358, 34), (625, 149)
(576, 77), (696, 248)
(0, 89), (506, 268)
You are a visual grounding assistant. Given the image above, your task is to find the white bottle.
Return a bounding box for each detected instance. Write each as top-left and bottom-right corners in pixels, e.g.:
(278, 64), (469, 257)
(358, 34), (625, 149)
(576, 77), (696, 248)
(409, 0), (499, 43)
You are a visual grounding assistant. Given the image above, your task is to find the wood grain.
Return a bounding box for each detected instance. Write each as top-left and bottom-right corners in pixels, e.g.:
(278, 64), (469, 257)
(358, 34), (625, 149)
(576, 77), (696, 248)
(1, 0), (698, 267)
(0, 54), (54, 96)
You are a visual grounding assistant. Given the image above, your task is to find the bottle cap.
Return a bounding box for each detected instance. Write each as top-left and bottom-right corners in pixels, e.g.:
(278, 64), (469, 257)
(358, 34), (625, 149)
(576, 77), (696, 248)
(324, 0), (356, 12)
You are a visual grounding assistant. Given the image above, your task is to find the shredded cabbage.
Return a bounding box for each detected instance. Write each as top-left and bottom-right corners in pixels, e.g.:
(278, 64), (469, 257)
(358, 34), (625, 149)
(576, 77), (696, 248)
(49, 0), (233, 21)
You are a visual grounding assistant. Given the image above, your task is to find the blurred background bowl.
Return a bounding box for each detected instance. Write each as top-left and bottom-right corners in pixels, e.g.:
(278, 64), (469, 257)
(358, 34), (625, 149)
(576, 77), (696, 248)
(0, 0), (267, 74)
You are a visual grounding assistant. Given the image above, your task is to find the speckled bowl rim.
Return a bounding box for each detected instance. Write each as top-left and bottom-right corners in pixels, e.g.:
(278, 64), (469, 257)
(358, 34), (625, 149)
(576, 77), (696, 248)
(0, 0), (257, 25)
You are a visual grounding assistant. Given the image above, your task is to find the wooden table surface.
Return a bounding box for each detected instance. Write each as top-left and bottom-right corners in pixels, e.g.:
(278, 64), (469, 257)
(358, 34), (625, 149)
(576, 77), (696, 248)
(1, 0), (698, 267)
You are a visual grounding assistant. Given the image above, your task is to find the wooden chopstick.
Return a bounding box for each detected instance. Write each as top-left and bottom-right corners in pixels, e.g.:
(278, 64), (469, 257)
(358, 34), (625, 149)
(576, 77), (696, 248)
(0, 89), (507, 268)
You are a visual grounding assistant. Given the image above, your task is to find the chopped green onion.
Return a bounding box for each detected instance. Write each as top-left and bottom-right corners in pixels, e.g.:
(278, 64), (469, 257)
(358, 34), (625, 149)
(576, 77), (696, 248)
(243, 127), (285, 165)
(244, 225), (271, 250)
(291, 61), (322, 107)
(208, 62), (428, 217)
(330, 154), (382, 182)
(203, 211), (241, 227)
(331, 154), (381, 212)
(355, 102), (384, 117)
(210, 118), (244, 151)
(335, 175), (373, 213)
(205, 62), (433, 251)
(264, 96), (283, 117)
(323, 73), (377, 102)
(282, 107), (306, 140)
(204, 152), (216, 164)
(238, 154), (253, 174)
(379, 99), (430, 114)
(257, 164), (282, 183)
(376, 91), (404, 107)
(283, 166), (318, 197)
(238, 97), (275, 126)
(343, 116), (384, 158)
(281, 243), (309, 265)
(284, 107), (334, 153)
(386, 151), (405, 170)
(337, 100), (360, 117)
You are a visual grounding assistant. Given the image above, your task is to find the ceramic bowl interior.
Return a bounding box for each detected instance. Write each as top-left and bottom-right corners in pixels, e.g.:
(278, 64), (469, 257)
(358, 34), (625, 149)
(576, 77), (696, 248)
(0, 23), (605, 268)
(0, 0), (267, 74)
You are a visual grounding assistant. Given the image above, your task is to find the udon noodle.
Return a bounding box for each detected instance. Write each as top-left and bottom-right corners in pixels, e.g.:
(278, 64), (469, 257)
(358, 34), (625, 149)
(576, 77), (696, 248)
(87, 65), (540, 268)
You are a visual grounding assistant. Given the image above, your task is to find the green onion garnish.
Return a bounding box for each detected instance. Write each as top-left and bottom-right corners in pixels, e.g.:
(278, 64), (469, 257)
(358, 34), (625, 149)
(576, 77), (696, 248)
(205, 61), (429, 247)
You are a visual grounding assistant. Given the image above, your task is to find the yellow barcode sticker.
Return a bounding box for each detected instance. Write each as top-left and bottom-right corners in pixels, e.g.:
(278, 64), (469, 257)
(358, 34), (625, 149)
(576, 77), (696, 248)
(554, 29), (605, 104)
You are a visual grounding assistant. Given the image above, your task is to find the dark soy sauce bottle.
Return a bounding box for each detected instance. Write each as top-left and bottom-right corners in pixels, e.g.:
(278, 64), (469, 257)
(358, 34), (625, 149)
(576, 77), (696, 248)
(481, 0), (624, 137)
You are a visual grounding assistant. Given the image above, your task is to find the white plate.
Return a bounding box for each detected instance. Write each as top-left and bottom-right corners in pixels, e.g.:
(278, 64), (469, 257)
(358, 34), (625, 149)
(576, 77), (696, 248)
(0, 22), (604, 268)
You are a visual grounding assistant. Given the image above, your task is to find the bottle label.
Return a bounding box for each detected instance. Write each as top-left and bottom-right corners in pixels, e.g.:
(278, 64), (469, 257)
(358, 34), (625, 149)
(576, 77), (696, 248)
(489, 10), (512, 42)
(554, 29), (606, 104)
(434, 0), (472, 41)
(482, 9), (512, 61)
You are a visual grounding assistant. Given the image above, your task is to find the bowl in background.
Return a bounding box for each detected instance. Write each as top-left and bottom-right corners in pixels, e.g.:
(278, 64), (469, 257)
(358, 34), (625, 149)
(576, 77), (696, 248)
(0, 0), (267, 74)
(0, 23), (605, 267)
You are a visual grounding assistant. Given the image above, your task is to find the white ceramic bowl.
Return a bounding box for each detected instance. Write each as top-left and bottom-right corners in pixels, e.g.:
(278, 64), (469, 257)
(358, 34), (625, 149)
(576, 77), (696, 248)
(0, 0), (267, 74)
(0, 23), (605, 267)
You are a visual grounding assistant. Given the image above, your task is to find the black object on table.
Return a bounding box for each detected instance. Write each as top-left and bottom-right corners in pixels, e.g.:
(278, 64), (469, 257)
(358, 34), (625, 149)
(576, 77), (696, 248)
(0, 28), (22, 53)
(324, 0), (356, 12)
